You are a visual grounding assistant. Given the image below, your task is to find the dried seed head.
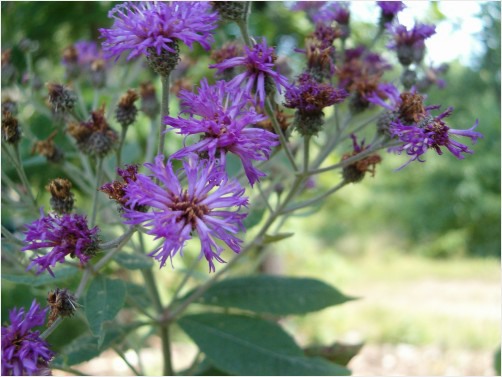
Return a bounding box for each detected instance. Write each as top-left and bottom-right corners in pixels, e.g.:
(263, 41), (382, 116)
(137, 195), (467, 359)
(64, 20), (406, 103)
(32, 130), (65, 163)
(1, 111), (21, 145)
(46, 83), (77, 114)
(68, 105), (118, 158)
(47, 178), (74, 214)
(100, 164), (147, 211)
(47, 288), (78, 326)
(115, 89), (139, 127)
(342, 135), (382, 183)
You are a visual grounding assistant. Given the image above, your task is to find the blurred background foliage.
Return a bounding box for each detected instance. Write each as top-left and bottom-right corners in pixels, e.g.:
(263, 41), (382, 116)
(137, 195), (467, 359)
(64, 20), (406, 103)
(1, 1), (500, 368)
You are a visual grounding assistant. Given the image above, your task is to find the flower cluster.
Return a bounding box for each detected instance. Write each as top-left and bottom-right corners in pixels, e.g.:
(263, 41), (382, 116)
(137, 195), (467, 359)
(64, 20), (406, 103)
(123, 155), (248, 272)
(22, 209), (100, 276)
(165, 79), (279, 186)
(1, 300), (54, 376)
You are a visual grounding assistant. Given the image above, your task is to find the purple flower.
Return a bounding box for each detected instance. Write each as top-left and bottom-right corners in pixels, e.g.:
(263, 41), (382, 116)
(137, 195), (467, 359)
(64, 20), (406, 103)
(2, 300), (54, 376)
(377, 1), (405, 17)
(210, 38), (289, 107)
(74, 41), (102, 66)
(22, 210), (100, 276)
(313, 2), (350, 25)
(284, 72), (348, 114)
(99, 1), (219, 61)
(389, 107), (483, 169)
(123, 155), (248, 272)
(388, 23), (436, 65)
(165, 79), (279, 186)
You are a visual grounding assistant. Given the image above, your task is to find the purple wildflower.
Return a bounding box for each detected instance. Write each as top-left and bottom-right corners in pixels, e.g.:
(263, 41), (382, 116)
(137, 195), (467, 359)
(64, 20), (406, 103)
(285, 72), (348, 114)
(73, 41), (102, 67)
(99, 2), (219, 61)
(165, 79), (279, 186)
(389, 107), (483, 169)
(22, 210), (100, 276)
(388, 23), (436, 65)
(377, 1), (405, 19)
(123, 155), (248, 272)
(209, 38), (289, 107)
(1, 300), (54, 376)
(313, 2), (350, 26)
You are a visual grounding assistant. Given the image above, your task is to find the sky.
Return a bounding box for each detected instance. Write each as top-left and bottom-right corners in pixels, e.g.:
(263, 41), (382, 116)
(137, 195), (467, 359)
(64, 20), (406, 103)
(351, 1), (485, 67)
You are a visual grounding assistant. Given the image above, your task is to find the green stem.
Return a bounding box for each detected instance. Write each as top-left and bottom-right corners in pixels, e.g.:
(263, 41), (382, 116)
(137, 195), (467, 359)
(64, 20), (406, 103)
(3, 142), (37, 208)
(117, 125), (128, 168)
(171, 258), (200, 302)
(282, 181), (347, 214)
(305, 139), (399, 177)
(1, 225), (24, 246)
(113, 346), (141, 376)
(157, 74), (171, 156)
(265, 99), (298, 172)
(146, 116), (158, 162)
(90, 158), (103, 228)
(138, 232), (173, 376)
(74, 80), (88, 119)
(303, 136), (310, 174)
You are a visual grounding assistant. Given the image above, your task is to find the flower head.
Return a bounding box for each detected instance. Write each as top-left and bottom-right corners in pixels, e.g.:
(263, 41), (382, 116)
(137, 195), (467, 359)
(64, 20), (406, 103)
(2, 300), (54, 376)
(99, 2), (218, 62)
(377, 1), (405, 23)
(22, 210), (100, 276)
(388, 23), (436, 65)
(389, 107), (483, 169)
(165, 79), (279, 186)
(210, 38), (289, 107)
(313, 2), (350, 26)
(123, 155), (248, 272)
(285, 72), (348, 114)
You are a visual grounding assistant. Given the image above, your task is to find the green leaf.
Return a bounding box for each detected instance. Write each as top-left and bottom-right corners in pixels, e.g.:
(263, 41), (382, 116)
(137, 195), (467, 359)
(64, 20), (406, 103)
(126, 282), (152, 309)
(1, 266), (79, 287)
(179, 313), (350, 376)
(495, 345), (501, 376)
(85, 276), (126, 336)
(263, 232), (294, 244)
(195, 275), (355, 315)
(52, 325), (133, 367)
(243, 206), (266, 230)
(114, 252), (153, 270)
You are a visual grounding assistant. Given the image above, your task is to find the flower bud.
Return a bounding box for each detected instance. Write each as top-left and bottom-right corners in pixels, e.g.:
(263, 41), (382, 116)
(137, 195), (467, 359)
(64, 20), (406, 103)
(146, 42), (180, 77)
(401, 68), (416, 90)
(212, 1), (248, 22)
